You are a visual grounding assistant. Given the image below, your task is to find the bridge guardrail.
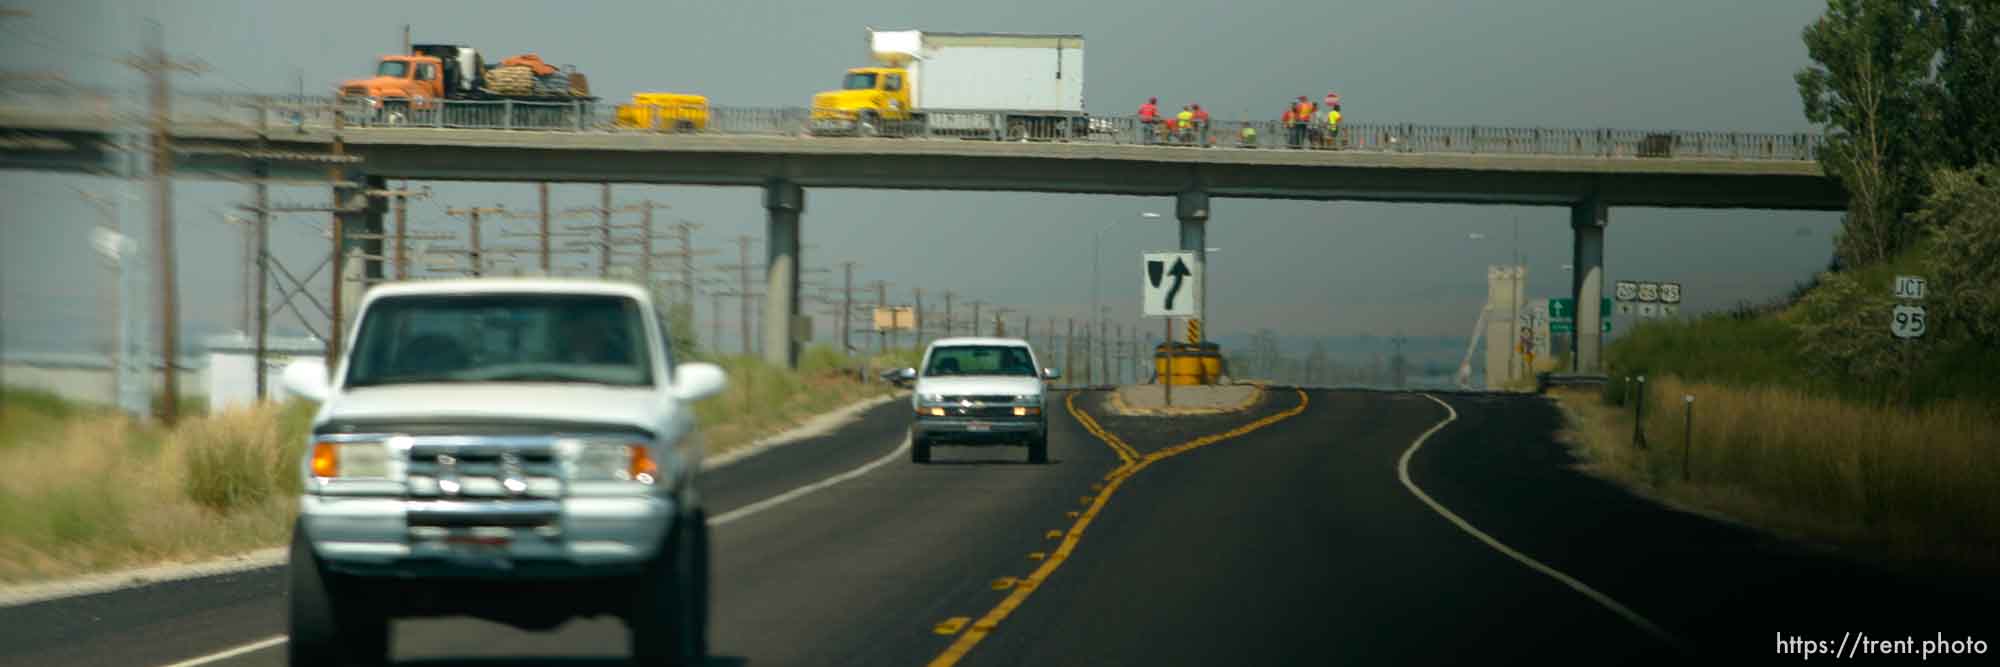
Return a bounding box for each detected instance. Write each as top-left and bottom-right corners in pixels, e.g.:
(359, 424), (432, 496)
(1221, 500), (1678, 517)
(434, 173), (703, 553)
(0, 84), (1823, 161)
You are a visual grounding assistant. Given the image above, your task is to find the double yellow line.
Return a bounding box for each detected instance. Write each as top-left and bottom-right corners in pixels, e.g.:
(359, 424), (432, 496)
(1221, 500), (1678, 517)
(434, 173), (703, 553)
(926, 388), (1310, 667)
(1067, 392), (1140, 464)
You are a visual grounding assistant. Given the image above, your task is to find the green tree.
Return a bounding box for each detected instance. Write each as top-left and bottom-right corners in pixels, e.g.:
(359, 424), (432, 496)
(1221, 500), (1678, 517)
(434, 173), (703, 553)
(1918, 165), (2000, 345)
(1931, 0), (2000, 168)
(1797, 0), (1941, 266)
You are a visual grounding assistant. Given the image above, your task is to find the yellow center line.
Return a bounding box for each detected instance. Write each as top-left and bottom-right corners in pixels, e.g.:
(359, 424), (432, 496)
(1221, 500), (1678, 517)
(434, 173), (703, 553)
(925, 388), (1311, 667)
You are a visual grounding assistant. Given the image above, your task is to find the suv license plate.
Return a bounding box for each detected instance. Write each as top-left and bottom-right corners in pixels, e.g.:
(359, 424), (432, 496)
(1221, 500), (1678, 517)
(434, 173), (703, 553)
(965, 422), (991, 432)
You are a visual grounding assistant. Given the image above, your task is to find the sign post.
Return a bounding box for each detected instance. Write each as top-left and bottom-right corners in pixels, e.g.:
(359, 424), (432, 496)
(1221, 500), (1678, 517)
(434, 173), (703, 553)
(1144, 252), (1201, 402)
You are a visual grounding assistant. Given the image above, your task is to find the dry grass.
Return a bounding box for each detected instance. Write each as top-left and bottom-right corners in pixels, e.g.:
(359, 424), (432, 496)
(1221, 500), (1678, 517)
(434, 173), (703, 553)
(1552, 377), (2000, 575)
(0, 400), (310, 583)
(692, 355), (893, 458)
(0, 360), (889, 585)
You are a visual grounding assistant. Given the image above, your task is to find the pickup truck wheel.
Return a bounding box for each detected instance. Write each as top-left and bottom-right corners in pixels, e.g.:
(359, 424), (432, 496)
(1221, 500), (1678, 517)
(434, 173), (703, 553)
(910, 434), (932, 464)
(287, 525), (390, 667)
(1028, 434), (1049, 464)
(630, 518), (703, 666)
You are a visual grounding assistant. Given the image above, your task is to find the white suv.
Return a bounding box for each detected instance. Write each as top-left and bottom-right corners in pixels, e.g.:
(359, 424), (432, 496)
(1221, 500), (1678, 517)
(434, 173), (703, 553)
(899, 337), (1058, 464)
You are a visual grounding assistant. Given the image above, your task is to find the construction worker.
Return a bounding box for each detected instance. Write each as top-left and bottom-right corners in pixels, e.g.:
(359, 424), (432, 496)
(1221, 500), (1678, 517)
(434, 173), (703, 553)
(1281, 107), (1298, 148)
(1137, 97), (1160, 144)
(1175, 105), (1195, 145)
(1289, 96), (1314, 149)
(1239, 123), (1258, 148)
(1191, 104), (1211, 147)
(1326, 104), (1343, 149)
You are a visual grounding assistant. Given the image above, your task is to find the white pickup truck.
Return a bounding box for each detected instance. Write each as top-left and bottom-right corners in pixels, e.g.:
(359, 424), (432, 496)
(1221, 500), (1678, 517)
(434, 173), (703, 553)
(900, 337), (1059, 464)
(280, 279), (725, 667)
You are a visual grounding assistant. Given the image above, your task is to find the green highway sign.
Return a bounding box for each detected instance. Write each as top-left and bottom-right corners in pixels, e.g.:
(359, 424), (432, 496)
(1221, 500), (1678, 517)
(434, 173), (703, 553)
(1548, 297), (1612, 333)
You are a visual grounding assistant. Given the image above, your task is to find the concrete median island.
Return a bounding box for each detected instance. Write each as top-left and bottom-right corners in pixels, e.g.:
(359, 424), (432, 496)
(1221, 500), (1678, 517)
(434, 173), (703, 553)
(1108, 383), (1263, 416)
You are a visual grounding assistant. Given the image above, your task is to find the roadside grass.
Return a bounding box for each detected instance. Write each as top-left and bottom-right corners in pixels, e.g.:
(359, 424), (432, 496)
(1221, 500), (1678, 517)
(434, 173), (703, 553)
(0, 353), (890, 584)
(0, 395), (313, 583)
(1552, 377), (2000, 577)
(693, 350), (895, 458)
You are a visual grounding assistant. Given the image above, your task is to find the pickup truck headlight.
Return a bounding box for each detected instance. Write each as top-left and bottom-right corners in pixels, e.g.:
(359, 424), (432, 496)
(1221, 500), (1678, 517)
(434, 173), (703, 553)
(920, 393), (945, 404)
(310, 440), (392, 479)
(1014, 394), (1043, 405)
(560, 440), (660, 485)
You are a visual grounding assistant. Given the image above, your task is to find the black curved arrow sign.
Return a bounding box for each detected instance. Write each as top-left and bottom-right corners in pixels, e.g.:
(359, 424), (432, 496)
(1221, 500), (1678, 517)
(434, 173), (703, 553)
(1164, 258), (1191, 310)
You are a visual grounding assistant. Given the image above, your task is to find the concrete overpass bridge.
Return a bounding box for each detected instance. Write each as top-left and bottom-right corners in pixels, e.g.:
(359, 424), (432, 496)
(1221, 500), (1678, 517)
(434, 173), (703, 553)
(0, 89), (1846, 373)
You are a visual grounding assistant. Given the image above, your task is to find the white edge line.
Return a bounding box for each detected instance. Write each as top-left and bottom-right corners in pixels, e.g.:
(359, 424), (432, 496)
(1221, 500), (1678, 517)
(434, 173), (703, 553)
(151, 433), (914, 667)
(1401, 393), (1690, 654)
(156, 635), (288, 667)
(708, 435), (911, 527)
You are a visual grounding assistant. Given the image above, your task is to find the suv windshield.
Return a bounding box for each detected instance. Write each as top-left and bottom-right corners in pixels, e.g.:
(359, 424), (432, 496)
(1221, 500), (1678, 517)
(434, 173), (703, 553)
(344, 293), (653, 388)
(924, 345), (1036, 377)
(376, 60), (410, 77)
(842, 72), (877, 90)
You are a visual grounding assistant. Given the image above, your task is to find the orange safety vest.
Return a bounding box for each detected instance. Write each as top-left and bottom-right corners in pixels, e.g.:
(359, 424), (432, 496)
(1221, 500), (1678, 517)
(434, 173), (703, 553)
(1293, 102), (1313, 123)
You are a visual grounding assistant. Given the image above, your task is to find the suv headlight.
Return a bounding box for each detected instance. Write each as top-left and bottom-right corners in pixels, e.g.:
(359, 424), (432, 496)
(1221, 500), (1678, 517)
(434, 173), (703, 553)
(310, 440), (393, 479)
(559, 439), (660, 484)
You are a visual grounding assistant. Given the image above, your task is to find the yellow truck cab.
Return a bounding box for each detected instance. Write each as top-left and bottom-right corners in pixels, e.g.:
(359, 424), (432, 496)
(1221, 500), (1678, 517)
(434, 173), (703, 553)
(811, 67), (913, 132)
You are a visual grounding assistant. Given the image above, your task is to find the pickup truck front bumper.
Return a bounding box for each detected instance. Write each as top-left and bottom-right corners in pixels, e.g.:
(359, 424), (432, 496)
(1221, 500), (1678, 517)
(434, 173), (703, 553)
(914, 415), (1045, 445)
(301, 493), (675, 579)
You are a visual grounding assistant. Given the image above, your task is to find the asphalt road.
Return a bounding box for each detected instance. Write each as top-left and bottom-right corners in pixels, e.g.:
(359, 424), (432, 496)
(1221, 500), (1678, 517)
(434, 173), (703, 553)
(3, 389), (1993, 666)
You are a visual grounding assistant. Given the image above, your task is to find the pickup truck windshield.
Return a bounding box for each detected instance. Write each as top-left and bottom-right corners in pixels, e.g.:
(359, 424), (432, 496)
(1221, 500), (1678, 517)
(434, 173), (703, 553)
(924, 345), (1036, 377)
(344, 294), (654, 388)
(377, 60), (410, 78)
(842, 72), (877, 90)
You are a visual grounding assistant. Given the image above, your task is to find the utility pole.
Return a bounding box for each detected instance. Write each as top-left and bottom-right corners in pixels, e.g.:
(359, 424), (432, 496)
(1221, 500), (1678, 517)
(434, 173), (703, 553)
(992, 307), (1015, 337)
(913, 288), (925, 348)
(969, 300), (986, 337)
(869, 280), (890, 354)
(731, 235), (757, 354)
(598, 184), (612, 276)
(445, 206), (508, 277)
(537, 183), (551, 273)
(122, 20), (206, 423)
(1113, 322), (1123, 384)
(710, 291), (724, 353)
(1066, 318), (1076, 382)
(941, 291), (956, 338)
(840, 262), (857, 354)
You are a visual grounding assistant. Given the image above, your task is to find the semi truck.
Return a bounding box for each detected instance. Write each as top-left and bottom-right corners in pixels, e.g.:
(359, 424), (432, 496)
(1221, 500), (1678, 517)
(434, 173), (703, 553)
(809, 29), (1086, 139)
(338, 43), (596, 126)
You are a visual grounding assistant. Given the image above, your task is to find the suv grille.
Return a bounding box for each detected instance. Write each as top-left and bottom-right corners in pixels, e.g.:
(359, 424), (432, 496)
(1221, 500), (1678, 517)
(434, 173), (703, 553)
(940, 395), (1017, 404)
(404, 440), (562, 500)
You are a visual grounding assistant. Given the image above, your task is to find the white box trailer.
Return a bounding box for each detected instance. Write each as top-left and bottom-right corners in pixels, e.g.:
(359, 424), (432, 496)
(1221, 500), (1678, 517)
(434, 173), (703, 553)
(872, 30), (1085, 114)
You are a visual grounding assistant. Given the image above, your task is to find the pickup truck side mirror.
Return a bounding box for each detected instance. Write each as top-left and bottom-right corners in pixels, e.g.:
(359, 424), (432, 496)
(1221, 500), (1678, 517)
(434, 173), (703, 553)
(898, 367), (917, 381)
(672, 362), (729, 402)
(1041, 367), (1061, 380)
(282, 359), (331, 402)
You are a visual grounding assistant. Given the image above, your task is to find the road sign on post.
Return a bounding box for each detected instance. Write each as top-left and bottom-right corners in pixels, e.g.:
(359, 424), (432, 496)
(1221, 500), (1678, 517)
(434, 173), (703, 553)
(1142, 252), (1201, 318)
(1893, 275), (1926, 300)
(1892, 305), (1928, 339)
(1891, 275), (1927, 339)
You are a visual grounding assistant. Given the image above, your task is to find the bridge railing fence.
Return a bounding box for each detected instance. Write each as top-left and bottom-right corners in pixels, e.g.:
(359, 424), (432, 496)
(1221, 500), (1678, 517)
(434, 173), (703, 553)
(0, 85), (1826, 161)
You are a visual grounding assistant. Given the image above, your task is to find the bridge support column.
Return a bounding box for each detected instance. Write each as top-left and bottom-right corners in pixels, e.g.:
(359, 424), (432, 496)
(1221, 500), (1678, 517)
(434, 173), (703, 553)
(1570, 195), (1606, 374)
(763, 180), (804, 369)
(1177, 190), (1210, 342)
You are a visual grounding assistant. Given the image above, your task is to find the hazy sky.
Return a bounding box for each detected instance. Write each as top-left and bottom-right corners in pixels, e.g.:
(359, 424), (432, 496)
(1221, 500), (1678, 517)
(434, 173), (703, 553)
(0, 0), (1840, 356)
